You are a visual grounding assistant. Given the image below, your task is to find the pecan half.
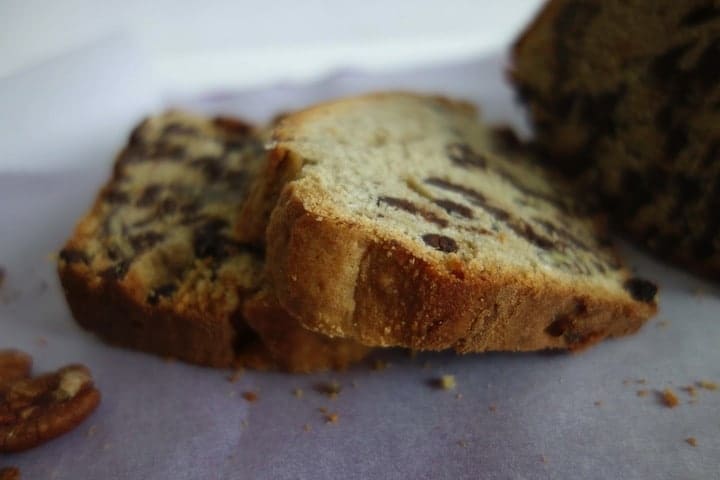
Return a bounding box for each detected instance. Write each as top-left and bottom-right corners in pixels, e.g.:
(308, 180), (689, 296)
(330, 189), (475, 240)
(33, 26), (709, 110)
(0, 351), (32, 386)
(0, 467), (20, 480)
(0, 364), (100, 452)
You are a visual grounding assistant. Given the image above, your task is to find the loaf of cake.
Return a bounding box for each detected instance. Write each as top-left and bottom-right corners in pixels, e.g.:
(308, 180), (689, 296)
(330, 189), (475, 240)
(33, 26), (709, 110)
(510, 0), (720, 279)
(58, 112), (368, 371)
(240, 92), (657, 352)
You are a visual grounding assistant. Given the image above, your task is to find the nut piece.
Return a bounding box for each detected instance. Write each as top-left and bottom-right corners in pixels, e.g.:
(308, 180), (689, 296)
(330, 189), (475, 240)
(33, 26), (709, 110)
(0, 351), (32, 386)
(0, 467), (20, 480)
(0, 364), (101, 452)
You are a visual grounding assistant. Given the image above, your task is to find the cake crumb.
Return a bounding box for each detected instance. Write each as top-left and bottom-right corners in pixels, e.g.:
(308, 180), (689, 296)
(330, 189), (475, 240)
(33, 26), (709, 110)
(660, 388), (679, 408)
(622, 379), (632, 386)
(697, 380), (717, 391)
(438, 375), (456, 390)
(635, 379), (646, 385)
(636, 389), (648, 397)
(292, 388), (304, 399)
(680, 385), (697, 397)
(456, 440), (467, 448)
(351, 380), (358, 389)
(371, 359), (387, 371)
(685, 437), (698, 447)
(656, 320), (669, 328)
(315, 381), (341, 399)
(242, 391), (258, 403)
(455, 393), (463, 400)
(229, 391), (237, 398)
(324, 413), (339, 424)
(488, 404), (497, 412)
(318, 406), (328, 414)
(540, 455), (548, 464)
(0, 266), (5, 289)
(227, 368), (244, 383)
(303, 424), (312, 432)
(594, 400), (603, 407)
(86, 425), (97, 437)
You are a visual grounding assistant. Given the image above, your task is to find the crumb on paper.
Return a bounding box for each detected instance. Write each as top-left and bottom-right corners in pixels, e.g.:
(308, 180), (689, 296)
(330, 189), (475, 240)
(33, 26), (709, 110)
(102, 443), (112, 451)
(697, 380), (717, 391)
(455, 393), (463, 400)
(292, 388), (304, 399)
(351, 380), (358, 389)
(680, 385), (697, 397)
(241, 420), (248, 428)
(229, 391), (237, 398)
(438, 375), (456, 390)
(318, 407), (328, 414)
(0, 266), (5, 289)
(540, 455), (548, 464)
(324, 413), (339, 424)
(594, 400), (603, 407)
(456, 440), (467, 448)
(622, 379), (632, 386)
(637, 389), (648, 397)
(315, 381), (341, 399)
(242, 391), (258, 403)
(86, 425), (97, 437)
(303, 424), (312, 432)
(227, 368), (244, 383)
(635, 379), (646, 385)
(488, 404), (497, 412)
(371, 359), (387, 371)
(685, 437), (698, 447)
(660, 388), (679, 408)
(656, 320), (669, 328)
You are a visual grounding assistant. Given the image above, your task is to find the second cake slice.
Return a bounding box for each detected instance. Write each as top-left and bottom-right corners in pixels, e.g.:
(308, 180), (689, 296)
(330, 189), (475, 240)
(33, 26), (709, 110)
(241, 92), (658, 352)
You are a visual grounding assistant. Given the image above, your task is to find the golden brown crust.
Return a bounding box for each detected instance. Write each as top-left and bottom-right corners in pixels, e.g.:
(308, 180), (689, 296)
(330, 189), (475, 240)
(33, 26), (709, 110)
(58, 261), (243, 367)
(266, 181), (655, 352)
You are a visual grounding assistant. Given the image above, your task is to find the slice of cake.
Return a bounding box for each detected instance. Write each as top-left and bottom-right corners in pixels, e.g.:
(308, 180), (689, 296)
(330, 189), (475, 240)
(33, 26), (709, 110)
(510, 0), (720, 279)
(241, 92), (657, 352)
(58, 111), (368, 370)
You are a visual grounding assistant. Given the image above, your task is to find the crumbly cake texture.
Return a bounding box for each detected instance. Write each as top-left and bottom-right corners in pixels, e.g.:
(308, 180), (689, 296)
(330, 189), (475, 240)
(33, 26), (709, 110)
(244, 92), (657, 352)
(510, 0), (720, 279)
(58, 111), (368, 371)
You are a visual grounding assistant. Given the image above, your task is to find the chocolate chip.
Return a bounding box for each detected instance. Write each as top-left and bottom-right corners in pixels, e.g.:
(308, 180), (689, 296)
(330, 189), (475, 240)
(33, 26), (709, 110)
(506, 220), (556, 250)
(446, 143), (487, 169)
(533, 217), (590, 252)
(59, 249), (88, 264)
(128, 119), (149, 146)
(162, 123), (199, 137)
(422, 234), (458, 253)
(136, 184), (162, 207)
(153, 142), (186, 159)
(190, 156), (224, 181)
(425, 177), (487, 205)
(378, 196), (448, 227)
(157, 198), (178, 215)
(623, 278), (658, 303)
(193, 219), (230, 260)
(129, 231), (164, 251)
(100, 259), (131, 280)
(147, 283), (177, 305)
(681, 4), (720, 26)
(213, 116), (252, 136)
(491, 126), (526, 154)
(433, 199), (473, 219)
(103, 188), (129, 205)
(545, 315), (571, 337)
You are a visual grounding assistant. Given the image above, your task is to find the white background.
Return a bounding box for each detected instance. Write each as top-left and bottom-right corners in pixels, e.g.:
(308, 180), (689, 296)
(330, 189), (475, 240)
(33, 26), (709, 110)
(0, 0), (543, 91)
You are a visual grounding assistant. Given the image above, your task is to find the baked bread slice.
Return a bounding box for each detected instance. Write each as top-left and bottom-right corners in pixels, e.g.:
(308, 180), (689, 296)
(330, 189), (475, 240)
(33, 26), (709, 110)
(58, 111), (368, 371)
(510, 0), (720, 280)
(240, 92), (657, 352)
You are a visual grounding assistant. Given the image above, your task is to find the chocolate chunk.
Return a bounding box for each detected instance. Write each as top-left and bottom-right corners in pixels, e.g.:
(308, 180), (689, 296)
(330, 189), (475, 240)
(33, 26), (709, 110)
(129, 231), (164, 251)
(491, 126), (526, 154)
(157, 198), (178, 215)
(147, 283), (177, 305)
(162, 123), (199, 137)
(422, 234), (458, 253)
(425, 177), (487, 205)
(190, 156), (224, 181)
(506, 220), (556, 250)
(545, 315), (571, 337)
(446, 143), (487, 169)
(213, 116), (252, 136)
(681, 4), (720, 26)
(533, 217), (590, 252)
(193, 219), (230, 260)
(433, 199), (473, 219)
(100, 259), (131, 280)
(136, 184), (162, 207)
(378, 196), (448, 227)
(153, 142), (186, 159)
(623, 278), (658, 303)
(59, 249), (88, 264)
(651, 42), (692, 82)
(103, 188), (129, 205)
